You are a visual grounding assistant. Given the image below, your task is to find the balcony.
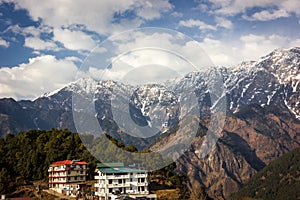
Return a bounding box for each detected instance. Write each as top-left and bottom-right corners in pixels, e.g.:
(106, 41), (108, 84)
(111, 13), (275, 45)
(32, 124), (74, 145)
(105, 175), (130, 179)
(94, 183), (109, 188)
(49, 179), (67, 183)
(48, 168), (66, 172)
(48, 175), (67, 178)
(137, 182), (148, 186)
(95, 176), (101, 180)
(108, 183), (130, 188)
(67, 166), (87, 170)
(127, 190), (149, 195)
(133, 174), (147, 178)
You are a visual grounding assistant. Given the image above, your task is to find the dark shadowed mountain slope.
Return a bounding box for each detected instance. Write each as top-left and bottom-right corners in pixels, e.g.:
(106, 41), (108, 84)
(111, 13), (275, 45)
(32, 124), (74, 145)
(231, 147), (300, 200)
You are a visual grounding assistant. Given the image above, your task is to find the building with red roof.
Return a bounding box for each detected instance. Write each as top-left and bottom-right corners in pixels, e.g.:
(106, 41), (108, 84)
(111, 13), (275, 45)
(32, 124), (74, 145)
(48, 160), (88, 196)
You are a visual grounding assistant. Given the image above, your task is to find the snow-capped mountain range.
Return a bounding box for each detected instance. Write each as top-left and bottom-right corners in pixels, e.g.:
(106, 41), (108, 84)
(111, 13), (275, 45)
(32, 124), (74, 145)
(223, 47), (300, 117)
(0, 47), (299, 138)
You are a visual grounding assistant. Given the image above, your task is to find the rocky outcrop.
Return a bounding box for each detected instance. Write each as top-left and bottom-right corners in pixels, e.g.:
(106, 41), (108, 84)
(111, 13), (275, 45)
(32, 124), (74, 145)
(174, 105), (300, 199)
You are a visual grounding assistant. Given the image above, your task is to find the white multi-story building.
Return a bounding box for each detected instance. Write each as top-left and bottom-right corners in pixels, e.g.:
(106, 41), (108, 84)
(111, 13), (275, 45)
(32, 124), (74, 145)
(94, 163), (157, 200)
(48, 160), (88, 195)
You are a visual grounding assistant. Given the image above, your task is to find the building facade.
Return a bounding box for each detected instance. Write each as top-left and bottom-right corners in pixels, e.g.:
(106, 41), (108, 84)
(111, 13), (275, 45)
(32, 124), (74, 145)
(94, 163), (156, 200)
(48, 160), (88, 195)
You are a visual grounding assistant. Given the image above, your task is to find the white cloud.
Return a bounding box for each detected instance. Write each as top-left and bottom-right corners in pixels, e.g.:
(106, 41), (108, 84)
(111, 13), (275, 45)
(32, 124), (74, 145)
(171, 11), (183, 18)
(207, 0), (279, 16)
(24, 37), (58, 51)
(192, 34), (300, 67)
(111, 30), (213, 68)
(0, 38), (10, 48)
(135, 0), (173, 20)
(240, 34), (266, 43)
(179, 19), (217, 31)
(9, 25), (58, 51)
(206, 0), (300, 19)
(11, 0), (173, 35)
(244, 9), (290, 21)
(239, 34), (289, 61)
(0, 55), (78, 99)
(280, 0), (300, 16)
(53, 28), (97, 51)
(22, 25), (52, 37)
(215, 16), (233, 29)
(81, 30), (215, 85)
(197, 38), (241, 66)
(195, 3), (209, 12)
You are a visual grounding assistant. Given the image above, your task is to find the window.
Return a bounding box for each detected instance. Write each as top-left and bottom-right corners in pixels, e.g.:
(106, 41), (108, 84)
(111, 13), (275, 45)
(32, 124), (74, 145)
(68, 171), (71, 175)
(118, 179), (122, 184)
(109, 188), (112, 193)
(80, 171), (83, 174)
(109, 180), (112, 184)
(74, 177), (77, 180)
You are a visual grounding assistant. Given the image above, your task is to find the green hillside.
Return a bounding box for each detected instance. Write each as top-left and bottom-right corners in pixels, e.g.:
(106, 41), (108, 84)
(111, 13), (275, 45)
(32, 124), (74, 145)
(231, 147), (300, 200)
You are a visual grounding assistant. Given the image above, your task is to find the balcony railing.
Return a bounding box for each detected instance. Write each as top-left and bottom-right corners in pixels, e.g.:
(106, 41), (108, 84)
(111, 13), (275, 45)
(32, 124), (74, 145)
(105, 175), (130, 179)
(127, 190), (149, 195)
(95, 174), (147, 179)
(137, 182), (148, 186)
(107, 183), (131, 188)
(48, 167), (87, 172)
(133, 174), (147, 178)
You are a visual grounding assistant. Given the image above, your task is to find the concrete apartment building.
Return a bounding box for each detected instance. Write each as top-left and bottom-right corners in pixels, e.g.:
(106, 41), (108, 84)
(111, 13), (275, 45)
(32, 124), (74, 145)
(48, 160), (88, 196)
(94, 163), (157, 200)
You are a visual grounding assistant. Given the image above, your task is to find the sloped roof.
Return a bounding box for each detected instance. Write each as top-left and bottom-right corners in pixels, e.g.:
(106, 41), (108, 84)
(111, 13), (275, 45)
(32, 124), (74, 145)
(51, 160), (87, 166)
(97, 162), (124, 168)
(97, 162), (146, 173)
(98, 167), (147, 173)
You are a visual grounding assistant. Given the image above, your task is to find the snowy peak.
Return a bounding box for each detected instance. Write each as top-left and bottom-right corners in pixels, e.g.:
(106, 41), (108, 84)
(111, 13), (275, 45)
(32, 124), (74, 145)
(257, 47), (300, 83)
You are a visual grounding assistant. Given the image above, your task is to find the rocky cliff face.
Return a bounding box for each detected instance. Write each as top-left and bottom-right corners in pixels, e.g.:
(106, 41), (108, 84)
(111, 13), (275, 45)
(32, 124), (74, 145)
(174, 104), (300, 199)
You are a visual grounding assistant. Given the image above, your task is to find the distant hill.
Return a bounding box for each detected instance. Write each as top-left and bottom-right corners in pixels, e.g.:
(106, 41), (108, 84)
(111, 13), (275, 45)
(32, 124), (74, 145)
(231, 147), (300, 200)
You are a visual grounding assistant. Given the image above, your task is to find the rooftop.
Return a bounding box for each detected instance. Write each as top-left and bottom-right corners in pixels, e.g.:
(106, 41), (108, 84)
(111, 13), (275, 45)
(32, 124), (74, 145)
(97, 163), (147, 174)
(51, 160), (87, 166)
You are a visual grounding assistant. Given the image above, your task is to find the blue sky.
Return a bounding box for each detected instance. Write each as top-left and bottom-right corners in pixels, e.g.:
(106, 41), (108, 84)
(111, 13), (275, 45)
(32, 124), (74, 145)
(0, 0), (299, 99)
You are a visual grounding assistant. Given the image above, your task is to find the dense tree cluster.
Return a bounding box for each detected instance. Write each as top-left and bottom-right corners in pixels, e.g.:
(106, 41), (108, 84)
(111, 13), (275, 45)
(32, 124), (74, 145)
(231, 147), (300, 200)
(0, 129), (98, 193)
